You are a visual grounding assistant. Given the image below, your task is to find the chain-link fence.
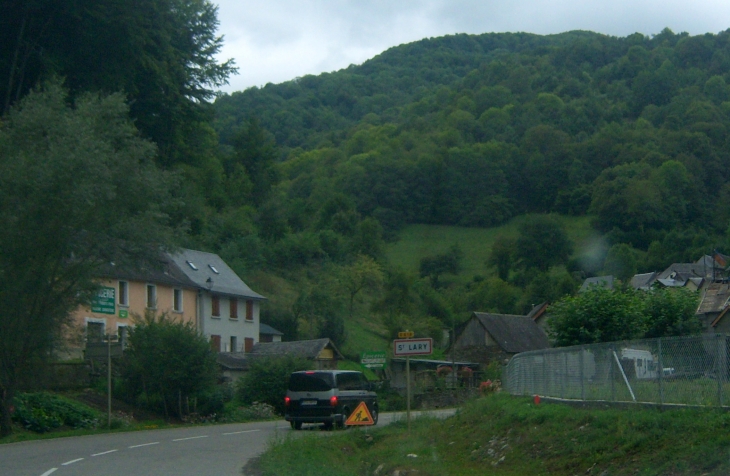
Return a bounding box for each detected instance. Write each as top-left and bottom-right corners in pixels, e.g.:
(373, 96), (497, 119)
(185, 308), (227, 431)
(503, 334), (730, 407)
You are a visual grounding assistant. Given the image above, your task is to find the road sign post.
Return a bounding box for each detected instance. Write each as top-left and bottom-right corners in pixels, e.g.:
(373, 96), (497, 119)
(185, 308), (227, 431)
(393, 335), (432, 433)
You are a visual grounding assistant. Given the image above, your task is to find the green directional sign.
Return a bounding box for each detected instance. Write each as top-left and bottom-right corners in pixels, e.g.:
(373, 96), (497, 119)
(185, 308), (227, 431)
(91, 286), (116, 315)
(361, 351), (386, 369)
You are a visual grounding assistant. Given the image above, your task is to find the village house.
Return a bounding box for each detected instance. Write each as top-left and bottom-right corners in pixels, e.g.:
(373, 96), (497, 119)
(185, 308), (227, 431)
(70, 248), (265, 355)
(452, 312), (550, 364)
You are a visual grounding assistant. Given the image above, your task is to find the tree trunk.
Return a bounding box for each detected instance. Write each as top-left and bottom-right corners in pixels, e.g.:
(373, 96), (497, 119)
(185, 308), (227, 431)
(0, 386), (14, 437)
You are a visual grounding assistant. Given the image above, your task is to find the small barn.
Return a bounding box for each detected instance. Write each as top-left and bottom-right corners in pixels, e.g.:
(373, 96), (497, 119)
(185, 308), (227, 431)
(259, 323), (283, 343)
(452, 312), (550, 364)
(248, 338), (343, 370)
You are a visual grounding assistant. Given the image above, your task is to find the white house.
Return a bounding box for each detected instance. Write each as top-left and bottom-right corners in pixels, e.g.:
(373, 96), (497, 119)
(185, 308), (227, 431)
(168, 249), (266, 352)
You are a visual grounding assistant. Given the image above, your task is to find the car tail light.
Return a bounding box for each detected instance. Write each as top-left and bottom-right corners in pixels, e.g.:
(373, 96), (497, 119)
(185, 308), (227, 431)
(285, 396), (291, 406)
(329, 396), (338, 407)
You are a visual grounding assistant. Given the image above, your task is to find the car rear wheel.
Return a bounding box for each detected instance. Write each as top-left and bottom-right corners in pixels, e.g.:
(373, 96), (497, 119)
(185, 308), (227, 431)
(337, 407), (351, 429)
(371, 405), (378, 425)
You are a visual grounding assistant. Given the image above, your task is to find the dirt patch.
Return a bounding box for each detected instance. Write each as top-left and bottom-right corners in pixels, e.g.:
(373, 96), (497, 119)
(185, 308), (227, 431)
(241, 456), (263, 476)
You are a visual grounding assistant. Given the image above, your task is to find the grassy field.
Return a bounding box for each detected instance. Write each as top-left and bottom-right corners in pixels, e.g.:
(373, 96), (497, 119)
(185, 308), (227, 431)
(385, 215), (597, 278)
(253, 393), (730, 475)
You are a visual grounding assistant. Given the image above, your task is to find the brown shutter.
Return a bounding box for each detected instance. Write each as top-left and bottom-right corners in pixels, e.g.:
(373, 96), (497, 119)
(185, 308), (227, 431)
(210, 335), (221, 352)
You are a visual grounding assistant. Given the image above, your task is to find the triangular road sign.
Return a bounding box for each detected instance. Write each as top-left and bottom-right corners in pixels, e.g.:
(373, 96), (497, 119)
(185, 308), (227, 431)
(345, 401), (374, 426)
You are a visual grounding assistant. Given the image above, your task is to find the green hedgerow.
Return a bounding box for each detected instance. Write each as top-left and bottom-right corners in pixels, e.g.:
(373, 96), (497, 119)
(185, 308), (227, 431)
(12, 392), (100, 433)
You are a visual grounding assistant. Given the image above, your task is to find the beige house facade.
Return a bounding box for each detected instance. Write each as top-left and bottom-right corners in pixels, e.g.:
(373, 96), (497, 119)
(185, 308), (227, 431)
(71, 278), (198, 345)
(70, 249), (265, 356)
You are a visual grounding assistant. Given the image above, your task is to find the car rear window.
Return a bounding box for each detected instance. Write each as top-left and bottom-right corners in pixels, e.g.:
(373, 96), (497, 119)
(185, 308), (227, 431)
(288, 372), (335, 391)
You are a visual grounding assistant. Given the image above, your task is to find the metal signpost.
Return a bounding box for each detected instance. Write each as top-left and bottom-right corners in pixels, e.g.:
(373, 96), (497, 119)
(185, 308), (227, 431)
(393, 334), (432, 433)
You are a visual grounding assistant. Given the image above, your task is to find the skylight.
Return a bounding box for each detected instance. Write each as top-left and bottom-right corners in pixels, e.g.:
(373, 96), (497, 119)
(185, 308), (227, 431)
(209, 264), (220, 274)
(186, 260), (198, 270)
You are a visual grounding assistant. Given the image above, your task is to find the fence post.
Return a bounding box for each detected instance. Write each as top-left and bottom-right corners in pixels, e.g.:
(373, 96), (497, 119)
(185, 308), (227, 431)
(718, 334), (726, 408)
(580, 346), (585, 401)
(610, 345), (615, 402)
(562, 352), (566, 399)
(657, 337), (664, 407)
(543, 353), (548, 397)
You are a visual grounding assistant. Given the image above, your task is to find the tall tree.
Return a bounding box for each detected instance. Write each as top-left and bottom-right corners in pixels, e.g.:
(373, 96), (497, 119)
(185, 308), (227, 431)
(515, 215), (573, 272)
(230, 118), (280, 206)
(419, 244), (463, 287)
(338, 255), (384, 319)
(548, 287), (646, 346)
(0, 0), (236, 165)
(0, 83), (175, 436)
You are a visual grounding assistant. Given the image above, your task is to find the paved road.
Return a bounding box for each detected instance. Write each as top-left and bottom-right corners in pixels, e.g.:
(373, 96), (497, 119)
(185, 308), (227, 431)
(0, 409), (456, 476)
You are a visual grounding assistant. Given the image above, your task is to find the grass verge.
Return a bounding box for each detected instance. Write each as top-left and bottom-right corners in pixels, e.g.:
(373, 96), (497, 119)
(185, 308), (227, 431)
(255, 393), (730, 475)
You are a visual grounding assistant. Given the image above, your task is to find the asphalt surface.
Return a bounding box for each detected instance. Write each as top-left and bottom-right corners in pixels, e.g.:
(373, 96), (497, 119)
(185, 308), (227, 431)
(0, 409), (456, 476)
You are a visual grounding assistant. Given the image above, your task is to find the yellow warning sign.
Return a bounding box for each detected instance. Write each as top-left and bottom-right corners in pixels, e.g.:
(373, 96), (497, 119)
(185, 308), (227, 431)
(345, 401), (374, 426)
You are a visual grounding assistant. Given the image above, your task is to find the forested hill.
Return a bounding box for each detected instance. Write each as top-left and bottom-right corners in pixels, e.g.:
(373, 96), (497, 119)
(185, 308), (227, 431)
(214, 28), (730, 256)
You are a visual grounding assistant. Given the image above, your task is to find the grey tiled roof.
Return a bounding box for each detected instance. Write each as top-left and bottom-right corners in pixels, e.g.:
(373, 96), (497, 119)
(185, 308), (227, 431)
(259, 323), (283, 336)
(98, 252), (198, 289)
(168, 249), (265, 300)
(249, 338), (343, 360)
(697, 283), (730, 314)
(473, 312), (550, 353)
(217, 352), (250, 370)
(631, 272), (658, 290)
(579, 275), (614, 293)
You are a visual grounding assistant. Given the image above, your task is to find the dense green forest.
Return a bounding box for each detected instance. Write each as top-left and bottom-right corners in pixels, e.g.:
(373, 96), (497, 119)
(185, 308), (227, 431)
(4, 1), (730, 358)
(209, 28), (730, 350)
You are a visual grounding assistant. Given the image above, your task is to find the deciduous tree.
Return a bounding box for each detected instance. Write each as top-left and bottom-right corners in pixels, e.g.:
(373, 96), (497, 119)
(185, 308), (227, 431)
(0, 83), (175, 436)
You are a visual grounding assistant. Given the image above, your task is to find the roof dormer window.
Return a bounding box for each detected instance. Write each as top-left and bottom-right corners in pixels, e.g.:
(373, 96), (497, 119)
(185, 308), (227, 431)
(209, 264), (220, 274)
(186, 260), (198, 270)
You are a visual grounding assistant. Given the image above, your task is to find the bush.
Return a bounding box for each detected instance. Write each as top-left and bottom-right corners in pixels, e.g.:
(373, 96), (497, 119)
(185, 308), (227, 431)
(12, 392), (100, 433)
(195, 385), (234, 417)
(235, 356), (309, 415)
(120, 312), (219, 419)
(220, 401), (277, 422)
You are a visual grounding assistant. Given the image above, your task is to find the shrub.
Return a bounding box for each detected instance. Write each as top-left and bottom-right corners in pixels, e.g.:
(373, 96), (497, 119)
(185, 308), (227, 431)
(12, 392), (100, 433)
(235, 356), (309, 415)
(120, 312), (219, 419)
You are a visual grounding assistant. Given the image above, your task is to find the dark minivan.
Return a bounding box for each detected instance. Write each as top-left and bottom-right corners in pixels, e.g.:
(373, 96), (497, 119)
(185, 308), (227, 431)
(285, 370), (378, 430)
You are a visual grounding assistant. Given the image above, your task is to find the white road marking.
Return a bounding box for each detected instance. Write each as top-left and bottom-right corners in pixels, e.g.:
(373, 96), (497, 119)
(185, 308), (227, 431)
(129, 442), (160, 448)
(222, 429), (261, 436)
(172, 435), (209, 442)
(91, 449), (118, 457)
(62, 458), (84, 465)
(39, 469), (57, 476)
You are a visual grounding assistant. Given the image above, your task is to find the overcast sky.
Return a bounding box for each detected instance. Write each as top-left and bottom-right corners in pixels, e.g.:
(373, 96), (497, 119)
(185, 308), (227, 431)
(214, 0), (730, 94)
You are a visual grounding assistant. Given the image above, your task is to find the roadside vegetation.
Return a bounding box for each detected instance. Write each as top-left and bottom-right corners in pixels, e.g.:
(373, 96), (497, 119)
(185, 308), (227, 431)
(253, 393), (730, 476)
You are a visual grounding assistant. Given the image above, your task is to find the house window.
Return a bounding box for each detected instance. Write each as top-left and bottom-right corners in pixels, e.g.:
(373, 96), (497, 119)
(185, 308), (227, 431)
(244, 337), (254, 352)
(230, 336), (237, 352)
(210, 335), (221, 352)
(118, 281), (129, 307)
(230, 298), (238, 319)
(146, 284), (157, 309)
(246, 300), (253, 321)
(117, 325), (129, 349)
(86, 320), (105, 342)
(173, 288), (183, 313)
(211, 295), (220, 317)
